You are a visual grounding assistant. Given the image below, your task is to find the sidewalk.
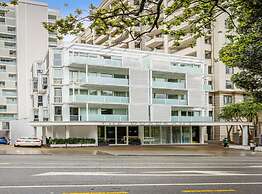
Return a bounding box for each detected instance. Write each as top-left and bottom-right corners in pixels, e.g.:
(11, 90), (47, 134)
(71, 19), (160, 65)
(229, 144), (262, 152)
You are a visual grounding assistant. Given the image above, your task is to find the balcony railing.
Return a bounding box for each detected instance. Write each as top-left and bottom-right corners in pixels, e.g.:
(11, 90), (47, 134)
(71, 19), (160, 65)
(88, 114), (128, 122)
(80, 76), (128, 87)
(203, 84), (213, 91)
(152, 81), (185, 89)
(70, 115), (84, 121)
(71, 95), (129, 104)
(153, 98), (188, 105)
(171, 64), (202, 74)
(69, 56), (122, 68)
(171, 116), (213, 122)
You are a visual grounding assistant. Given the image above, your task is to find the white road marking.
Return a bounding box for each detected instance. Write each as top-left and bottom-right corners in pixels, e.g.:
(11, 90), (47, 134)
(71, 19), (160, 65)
(33, 171), (261, 177)
(1, 182), (262, 189)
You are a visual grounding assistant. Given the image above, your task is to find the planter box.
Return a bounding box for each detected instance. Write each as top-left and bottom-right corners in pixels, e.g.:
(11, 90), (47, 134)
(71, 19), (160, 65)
(50, 144), (97, 148)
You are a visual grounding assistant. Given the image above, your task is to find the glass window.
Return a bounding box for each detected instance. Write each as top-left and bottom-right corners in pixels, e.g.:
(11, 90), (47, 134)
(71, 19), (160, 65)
(226, 67), (234, 74)
(69, 89), (73, 95)
(181, 111), (187, 116)
(113, 109), (127, 115)
(53, 53), (62, 66)
(80, 89), (88, 95)
(6, 98), (16, 104)
(114, 91), (127, 97)
(101, 90), (113, 96)
(226, 80), (234, 89)
(205, 36), (211, 44)
(208, 66), (212, 74)
(182, 126), (191, 143)
(171, 110), (179, 116)
(101, 108), (113, 115)
(101, 73), (113, 78)
(89, 90), (97, 95)
(172, 126), (181, 143)
(224, 95), (233, 105)
(53, 68), (63, 78)
(168, 94), (178, 99)
(114, 74), (126, 79)
(89, 108), (98, 114)
(54, 88), (62, 96)
(205, 50), (212, 59)
(188, 111), (193, 116)
(54, 106), (62, 115)
(209, 95), (213, 104)
(168, 78), (178, 83)
(0, 65), (6, 72)
(209, 111), (213, 117)
(154, 93), (166, 99)
(0, 81), (5, 87)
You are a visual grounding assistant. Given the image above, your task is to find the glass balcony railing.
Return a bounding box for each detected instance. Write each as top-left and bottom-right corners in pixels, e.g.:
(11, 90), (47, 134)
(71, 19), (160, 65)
(80, 76), (128, 86)
(70, 115), (86, 121)
(171, 116), (213, 122)
(152, 81), (185, 89)
(153, 98), (188, 105)
(203, 84), (213, 91)
(70, 56), (122, 67)
(171, 65), (202, 74)
(88, 114), (128, 122)
(71, 95), (129, 104)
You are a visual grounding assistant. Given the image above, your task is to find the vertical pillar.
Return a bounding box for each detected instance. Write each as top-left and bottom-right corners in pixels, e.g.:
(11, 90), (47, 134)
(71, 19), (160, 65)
(242, 125), (248, 146)
(126, 126), (129, 145)
(65, 126), (70, 139)
(170, 126), (173, 144)
(115, 126), (117, 145)
(86, 103), (89, 121)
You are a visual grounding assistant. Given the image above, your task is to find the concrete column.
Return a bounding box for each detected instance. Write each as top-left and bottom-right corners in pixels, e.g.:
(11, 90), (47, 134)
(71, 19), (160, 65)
(65, 126), (70, 139)
(138, 126), (144, 143)
(126, 126), (129, 145)
(200, 126), (207, 144)
(242, 125), (248, 146)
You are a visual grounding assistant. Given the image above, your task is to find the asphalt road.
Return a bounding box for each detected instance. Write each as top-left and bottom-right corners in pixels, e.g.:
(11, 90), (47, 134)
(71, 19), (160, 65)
(1, 153), (262, 194)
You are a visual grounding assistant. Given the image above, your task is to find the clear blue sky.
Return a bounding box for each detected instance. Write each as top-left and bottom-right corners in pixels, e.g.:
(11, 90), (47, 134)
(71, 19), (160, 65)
(38, 0), (101, 16)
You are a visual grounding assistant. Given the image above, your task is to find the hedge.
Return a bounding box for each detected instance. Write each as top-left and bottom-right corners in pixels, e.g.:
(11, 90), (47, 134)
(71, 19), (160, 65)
(49, 138), (96, 145)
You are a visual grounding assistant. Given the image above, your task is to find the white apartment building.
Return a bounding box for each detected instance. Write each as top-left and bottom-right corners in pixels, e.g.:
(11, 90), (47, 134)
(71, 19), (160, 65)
(0, 0), (59, 138)
(75, 0), (245, 141)
(26, 43), (216, 145)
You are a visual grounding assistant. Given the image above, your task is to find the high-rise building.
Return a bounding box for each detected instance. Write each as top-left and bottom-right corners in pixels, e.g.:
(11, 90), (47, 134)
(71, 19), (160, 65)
(0, 0), (59, 138)
(74, 0), (245, 141)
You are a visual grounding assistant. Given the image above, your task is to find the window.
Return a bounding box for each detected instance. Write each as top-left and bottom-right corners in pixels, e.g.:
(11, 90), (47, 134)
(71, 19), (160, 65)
(208, 66), (212, 74)
(48, 15), (57, 20)
(205, 36), (211, 44)
(114, 91), (127, 97)
(226, 80), (234, 89)
(101, 108), (113, 115)
(0, 65), (6, 72)
(2, 122), (9, 130)
(181, 111), (187, 116)
(154, 93), (166, 99)
(171, 110), (179, 116)
(224, 95), (233, 105)
(135, 41), (140, 49)
(114, 74), (126, 79)
(101, 90), (113, 96)
(80, 89), (88, 95)
(9, 74), (16, 80)
(7, 98), (16, 104)
(33, 78), (38, 91)
(209, 96), (213, 104)
(53, 68), (63, 78)
(205, 51), (212, 59)
(54, 106), (62, 115)
(209, 111), (213, 117)
(0, 105), (7, 111)
(188, 111), (194, 116)
(0, 81), (5, 87)
(89, 90), (97, 95)
(53, 53), (62, 66)
(54, 88), (62, 96)
(38, 96), (43, 107)
(226, 67), (234, 74)
(168, 94), (178, 99)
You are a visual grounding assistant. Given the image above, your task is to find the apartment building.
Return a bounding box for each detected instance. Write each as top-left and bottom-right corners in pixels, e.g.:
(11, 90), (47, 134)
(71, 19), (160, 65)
(75, 0), (245, 141)
(0, 0), (59, 137)
(26, 43), (215, 145)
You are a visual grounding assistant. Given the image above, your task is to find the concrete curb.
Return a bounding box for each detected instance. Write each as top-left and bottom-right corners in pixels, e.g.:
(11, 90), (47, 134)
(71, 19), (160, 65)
(113, 154), (214, 157)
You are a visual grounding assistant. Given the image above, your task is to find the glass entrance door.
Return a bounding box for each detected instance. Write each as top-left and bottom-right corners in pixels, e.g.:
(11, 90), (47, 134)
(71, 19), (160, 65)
(117, 127), (127, 144)
(106, 126), (115, 144)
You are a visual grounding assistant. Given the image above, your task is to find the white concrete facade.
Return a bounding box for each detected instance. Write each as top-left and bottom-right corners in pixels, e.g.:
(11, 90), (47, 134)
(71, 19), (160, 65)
(0, 1), (59, 137)
(29, 43), (215, 145)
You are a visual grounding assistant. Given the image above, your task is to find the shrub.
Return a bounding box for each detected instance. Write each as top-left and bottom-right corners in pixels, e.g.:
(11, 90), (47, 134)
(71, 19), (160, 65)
(49, 137), (96, 145)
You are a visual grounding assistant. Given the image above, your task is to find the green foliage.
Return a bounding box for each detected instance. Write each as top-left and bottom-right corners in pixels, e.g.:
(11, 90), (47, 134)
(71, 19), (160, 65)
(50, 138), (96, 145)
(219, 100), (262, 123)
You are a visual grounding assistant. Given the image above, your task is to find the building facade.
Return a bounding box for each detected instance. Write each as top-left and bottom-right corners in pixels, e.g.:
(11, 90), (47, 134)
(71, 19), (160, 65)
(0, 0), (59, 137)
(29, 43), (213, 145)
(75, 0), (245, 141)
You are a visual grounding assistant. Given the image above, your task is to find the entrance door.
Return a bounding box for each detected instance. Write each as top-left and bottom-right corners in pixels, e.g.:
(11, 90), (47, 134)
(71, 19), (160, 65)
(117, 127), (127, 144)
(106, 126), (115, 144)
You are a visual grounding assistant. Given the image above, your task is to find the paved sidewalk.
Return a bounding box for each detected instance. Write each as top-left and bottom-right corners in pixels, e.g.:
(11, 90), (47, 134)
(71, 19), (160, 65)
(229, 144), (262, 152)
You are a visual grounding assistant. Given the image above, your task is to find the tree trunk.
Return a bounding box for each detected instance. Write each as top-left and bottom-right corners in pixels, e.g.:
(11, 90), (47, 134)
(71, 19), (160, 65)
(226, 126), (233, 142)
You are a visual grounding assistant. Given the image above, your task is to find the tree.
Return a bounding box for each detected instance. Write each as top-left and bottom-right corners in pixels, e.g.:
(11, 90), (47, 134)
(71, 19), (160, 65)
(219, 100), (262, 142)
(2, 0), (262, 101)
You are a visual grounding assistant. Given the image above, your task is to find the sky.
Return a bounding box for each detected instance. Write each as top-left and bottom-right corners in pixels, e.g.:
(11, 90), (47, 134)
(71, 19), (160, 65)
(39, 0), (101, 16)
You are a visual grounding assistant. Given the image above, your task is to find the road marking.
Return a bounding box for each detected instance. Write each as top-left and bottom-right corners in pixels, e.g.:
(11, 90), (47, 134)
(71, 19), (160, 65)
(182, 189), (236, 193)
(63, 192), (128, 194)
(0, 182), (261, 189)
(32, 171), (262, 177)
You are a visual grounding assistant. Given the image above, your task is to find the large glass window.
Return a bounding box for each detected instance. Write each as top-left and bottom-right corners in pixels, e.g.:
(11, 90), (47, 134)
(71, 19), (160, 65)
(172, 126), (181, 143)
(224, 95), (233, 105)
(151, 126), (160, 144)
(192, 126), (200, 143)
(161, 127), (171, 144)
(182, 126), (191, 143)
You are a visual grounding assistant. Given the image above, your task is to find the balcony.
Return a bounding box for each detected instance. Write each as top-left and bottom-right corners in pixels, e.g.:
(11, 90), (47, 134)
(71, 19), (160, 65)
(88, 114), (128, 122)
(203, 84), (213, 92)
(70, 115), (86, 121)
(153, 98), (188, 105)
(171, 116), (213, 122)
(145, 37), (164, 48)
(70, 56), (122, 68)
(171, 64), (202, 75)
(71, 95), (129, 104)
(80, 76), (128, 87)
(152, 81), (185, 90)
(94, 34), (109, 45)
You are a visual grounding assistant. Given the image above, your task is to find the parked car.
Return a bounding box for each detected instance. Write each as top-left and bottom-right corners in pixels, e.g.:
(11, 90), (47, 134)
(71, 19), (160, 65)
(0, 137), (8, 145)
(14, 137), (42, 147)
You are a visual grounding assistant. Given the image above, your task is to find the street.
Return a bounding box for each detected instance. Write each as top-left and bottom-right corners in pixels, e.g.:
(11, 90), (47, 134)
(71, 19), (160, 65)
(0, 150), (262, 194)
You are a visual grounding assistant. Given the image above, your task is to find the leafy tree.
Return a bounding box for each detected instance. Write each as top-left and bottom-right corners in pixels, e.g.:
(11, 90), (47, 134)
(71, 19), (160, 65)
(219, 100), (262, 141)
(1, 0), (261, 101)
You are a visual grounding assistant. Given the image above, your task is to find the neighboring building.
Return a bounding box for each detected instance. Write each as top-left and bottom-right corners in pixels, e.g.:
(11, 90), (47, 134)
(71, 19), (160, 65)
(29, 43), (213, 145)
(0, 0), (59, 138)
(74, 0), (245, 141)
